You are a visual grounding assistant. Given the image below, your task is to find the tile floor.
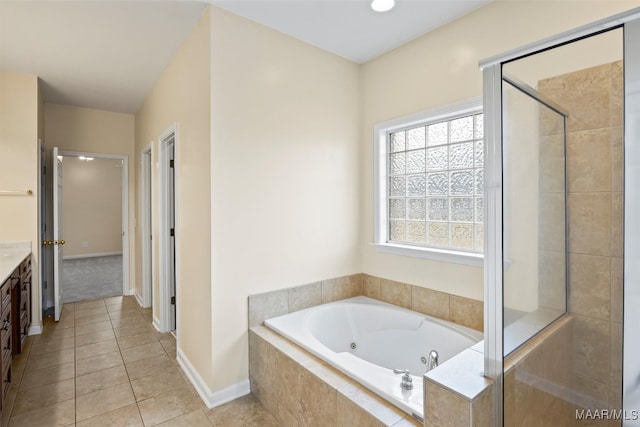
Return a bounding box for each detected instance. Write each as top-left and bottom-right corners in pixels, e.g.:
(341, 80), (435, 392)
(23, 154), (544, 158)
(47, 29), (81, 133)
(2, 295), (278, 426)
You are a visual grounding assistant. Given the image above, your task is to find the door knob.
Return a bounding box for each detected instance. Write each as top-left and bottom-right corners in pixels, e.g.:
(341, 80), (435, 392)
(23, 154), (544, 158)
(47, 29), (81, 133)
(60, 240), (65, 245)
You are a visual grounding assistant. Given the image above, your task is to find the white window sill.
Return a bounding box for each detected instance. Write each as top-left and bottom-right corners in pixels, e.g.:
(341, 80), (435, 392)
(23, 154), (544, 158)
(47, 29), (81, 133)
(373, 242), (484, 267)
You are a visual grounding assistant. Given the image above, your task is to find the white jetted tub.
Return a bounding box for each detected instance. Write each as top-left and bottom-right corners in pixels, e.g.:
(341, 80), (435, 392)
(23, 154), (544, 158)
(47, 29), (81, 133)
(265, 296), (483, 420)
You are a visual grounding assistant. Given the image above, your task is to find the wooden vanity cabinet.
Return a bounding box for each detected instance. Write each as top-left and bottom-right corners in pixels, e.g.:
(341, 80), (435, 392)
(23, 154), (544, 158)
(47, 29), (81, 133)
(12, 256), (31, 355)
(0, 274), (11, 409)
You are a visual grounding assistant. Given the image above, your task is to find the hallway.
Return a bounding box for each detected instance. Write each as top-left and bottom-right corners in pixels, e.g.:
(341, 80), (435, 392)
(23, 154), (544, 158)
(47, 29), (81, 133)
(2, 296), (277, 426)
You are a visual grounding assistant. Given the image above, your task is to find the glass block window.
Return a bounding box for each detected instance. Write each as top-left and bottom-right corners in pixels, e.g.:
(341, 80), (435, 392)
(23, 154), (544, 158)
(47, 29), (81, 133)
(387, 112), (484, 253)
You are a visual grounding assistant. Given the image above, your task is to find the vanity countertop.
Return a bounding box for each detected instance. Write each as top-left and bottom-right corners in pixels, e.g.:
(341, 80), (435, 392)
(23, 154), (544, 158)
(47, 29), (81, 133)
(0, 242), (31, 285)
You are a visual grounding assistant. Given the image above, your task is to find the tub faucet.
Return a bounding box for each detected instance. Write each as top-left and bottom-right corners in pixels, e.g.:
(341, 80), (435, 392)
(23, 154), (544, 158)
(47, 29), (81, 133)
(392, 369), (413, 390)
(427, 350), (439, 372)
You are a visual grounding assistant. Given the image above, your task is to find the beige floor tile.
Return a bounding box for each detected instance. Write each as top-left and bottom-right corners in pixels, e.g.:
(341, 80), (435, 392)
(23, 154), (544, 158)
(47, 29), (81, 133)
(121, 341), (165, 364)
(160, 338), (177, 359)
(12, 378), (75, 416)
(8, 398), (75, 427)
(76, 338), (119, 360)
(76, 403), (144, 427)
(30, 337), (75, 356)
(76, 364), (130, 396)
(34, 326), (75, 343)
(75, 312), (111, 326)
(117, 331), (159, 350)
(114, 324), (156, 338)
(111, 316), (149, 330)
(131, 368), (188, 402)
(75, 306), (108, 319)
(76, 350), (123, 377)
(75, 299), (106, 310)
(137, 385), (204, 426)
(75, 320), (112, 336)
(158, 409), (213, 426)
(75, 328), (116, 347)
(125, 354), (175, 381)
(1, 384), (19, 425)
(108, 308), (143, 320)
(20, 361), (75, 391)
(25, 348), (74, 371)
(106, 300), (139, 313)
(76, 382), (136, 422)
(206, 394), (278, 427)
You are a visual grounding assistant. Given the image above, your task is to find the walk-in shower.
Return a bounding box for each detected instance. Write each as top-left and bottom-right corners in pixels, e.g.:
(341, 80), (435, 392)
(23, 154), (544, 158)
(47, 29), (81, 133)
(481, 8), (640, 426)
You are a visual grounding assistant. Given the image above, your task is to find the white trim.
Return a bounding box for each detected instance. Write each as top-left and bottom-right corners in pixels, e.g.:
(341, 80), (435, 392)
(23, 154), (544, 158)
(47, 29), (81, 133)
(27, 325), (42, 336)
(623, 17), (640, 424)
(158, 123), (178, 333)
(373, 97), (483, 262)
(140, 142), (153, 309)
(127, 289), (135, 296)
(58, 150), (130, 299)
(152, 316), (161, 333)
(373, 243), (482, 266)
(479, 7), (640, 68)
(134, 290), (144, 308)
(177, 348), (250, 409)
(62, 252), (123, 260)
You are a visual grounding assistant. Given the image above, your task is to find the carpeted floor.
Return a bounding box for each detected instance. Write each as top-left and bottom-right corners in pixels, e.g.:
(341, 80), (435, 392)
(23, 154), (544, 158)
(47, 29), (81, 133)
(62, 255), (123, 303)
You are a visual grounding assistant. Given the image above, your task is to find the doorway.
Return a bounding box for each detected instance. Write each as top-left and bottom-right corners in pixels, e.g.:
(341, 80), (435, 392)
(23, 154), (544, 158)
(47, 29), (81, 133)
(159, 125), (177, 333)
(51, 150), (130, 316)
(140, 145), (153, 309)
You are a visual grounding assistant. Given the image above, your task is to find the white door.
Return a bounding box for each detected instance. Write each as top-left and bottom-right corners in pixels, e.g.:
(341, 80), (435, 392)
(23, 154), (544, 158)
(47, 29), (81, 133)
(53, 147), (64, 321)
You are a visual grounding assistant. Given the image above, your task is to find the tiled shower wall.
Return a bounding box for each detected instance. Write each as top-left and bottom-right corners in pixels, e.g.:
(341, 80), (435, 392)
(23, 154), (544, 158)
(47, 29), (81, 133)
(524, 60), (623, 425)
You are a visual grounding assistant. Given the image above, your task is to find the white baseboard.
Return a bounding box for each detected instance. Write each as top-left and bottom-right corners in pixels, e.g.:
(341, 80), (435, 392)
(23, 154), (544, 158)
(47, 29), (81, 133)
(152, 316), (161, 332)
(63, 252), (123, 260)
(27, 325), (42, 335)
(128, 289), (136, 296)
(134, 291), (144, 307)
(176, 348), (250, 409)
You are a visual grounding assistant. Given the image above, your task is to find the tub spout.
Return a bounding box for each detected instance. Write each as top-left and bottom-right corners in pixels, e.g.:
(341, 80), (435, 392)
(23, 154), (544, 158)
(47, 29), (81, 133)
(427, 350), (439, 372)
(392, 369), (413, 390)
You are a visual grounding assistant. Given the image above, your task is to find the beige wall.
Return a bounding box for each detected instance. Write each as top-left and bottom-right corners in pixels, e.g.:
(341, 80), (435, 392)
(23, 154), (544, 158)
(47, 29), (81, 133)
(44, 104), (134, 295)
(359, 0), (640, 302)
(61, 157), (122, 257)
(134, 8), (212, 387)
(0, 70), (42, 329)
(209, 6), (360, 392)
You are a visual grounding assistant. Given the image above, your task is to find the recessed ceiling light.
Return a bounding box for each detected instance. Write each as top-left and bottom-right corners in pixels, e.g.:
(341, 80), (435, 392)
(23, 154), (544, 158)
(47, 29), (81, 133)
(371, 0), (395, 13)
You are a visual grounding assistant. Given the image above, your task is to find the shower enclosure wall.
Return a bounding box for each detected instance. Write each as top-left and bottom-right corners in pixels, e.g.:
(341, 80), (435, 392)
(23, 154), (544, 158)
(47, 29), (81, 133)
(481, 8), (640, 426)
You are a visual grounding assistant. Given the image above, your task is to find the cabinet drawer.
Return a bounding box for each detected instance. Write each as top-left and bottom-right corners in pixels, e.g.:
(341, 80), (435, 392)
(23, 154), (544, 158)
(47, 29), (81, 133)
(1, 331), (10, 368)
(0, 280), (10, 314)
(2, 364), (11, 401)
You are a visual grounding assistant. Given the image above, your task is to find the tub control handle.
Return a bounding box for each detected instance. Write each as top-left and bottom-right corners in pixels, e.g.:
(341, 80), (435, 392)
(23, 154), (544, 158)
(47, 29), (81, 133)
(392, 369), (413, 390)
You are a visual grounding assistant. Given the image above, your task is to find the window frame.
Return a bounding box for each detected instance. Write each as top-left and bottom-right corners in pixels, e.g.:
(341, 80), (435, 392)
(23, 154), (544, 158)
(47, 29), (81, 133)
(373, 97), (484, 266)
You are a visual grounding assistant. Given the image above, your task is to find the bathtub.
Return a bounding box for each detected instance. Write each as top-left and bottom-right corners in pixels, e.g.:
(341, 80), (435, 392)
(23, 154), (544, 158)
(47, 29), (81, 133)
(265, 296), (483, 420)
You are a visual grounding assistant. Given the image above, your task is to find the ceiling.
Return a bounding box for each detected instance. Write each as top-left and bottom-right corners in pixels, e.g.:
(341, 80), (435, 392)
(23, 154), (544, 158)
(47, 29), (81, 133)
(0, 0), (491, 115)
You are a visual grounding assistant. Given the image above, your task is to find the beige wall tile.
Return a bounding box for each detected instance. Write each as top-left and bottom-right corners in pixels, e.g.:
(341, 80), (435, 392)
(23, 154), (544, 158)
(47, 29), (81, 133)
(362, 275), (381, 300)
(612, 60), (623, 127)
(321, 275), (362, 303)
(574, 373), (609, 410)
(471, 387), (494, 427)
(611, 126), (623, 192)
(569, 254), (610, 320)
(288, 282), (322, 313)
(573, 314), (610, 385)
(450, 295), (483, 332)
(539, 134), (566, 193)
(379, 279), (411, 309)
(337, 383), (405, 426)
(611, 192), (623, 258)
(503, 370), (515, 427)
(567, 129), (611, 192)
(539, 63), (612, 132)
(298, 367), (337, 426)
(568, 193), (611, 257)
(425, 380), (470, 427)
(610, 322), (622, 389)
(610, 257), (623, 324)
(538, 250), (566, 311)
(248, 289), (289, 327)
(206, 394), (277, 426)
(411, 286), (450, 320)
(539, 192), (566, 253)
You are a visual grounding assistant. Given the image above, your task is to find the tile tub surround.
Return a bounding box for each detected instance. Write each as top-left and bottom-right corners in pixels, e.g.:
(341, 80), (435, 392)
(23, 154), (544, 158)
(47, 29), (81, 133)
(248, 273), (483, 332)
(249, 325), (421, 426)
